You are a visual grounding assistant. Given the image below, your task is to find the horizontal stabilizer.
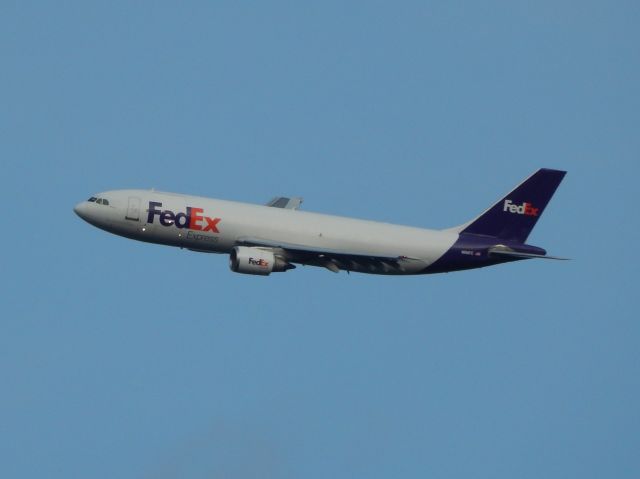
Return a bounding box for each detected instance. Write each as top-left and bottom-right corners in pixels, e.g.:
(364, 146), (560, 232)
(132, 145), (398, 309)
(488, 247), (569, 260)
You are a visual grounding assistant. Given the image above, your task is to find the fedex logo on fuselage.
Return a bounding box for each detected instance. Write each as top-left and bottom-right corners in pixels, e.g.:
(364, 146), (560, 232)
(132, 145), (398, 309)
(147, 201), (221, 233)
(503, 199), (539, 217)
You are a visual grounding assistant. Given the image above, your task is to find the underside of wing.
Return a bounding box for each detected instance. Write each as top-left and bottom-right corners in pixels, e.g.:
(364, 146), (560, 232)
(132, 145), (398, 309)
(236, 236), (418, 273)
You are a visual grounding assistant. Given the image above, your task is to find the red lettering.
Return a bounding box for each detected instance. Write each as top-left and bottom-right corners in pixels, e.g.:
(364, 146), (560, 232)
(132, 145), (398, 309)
(189, 207), (204, 230)
(203, 216), (221, 233)
(524, 203), (539, 217)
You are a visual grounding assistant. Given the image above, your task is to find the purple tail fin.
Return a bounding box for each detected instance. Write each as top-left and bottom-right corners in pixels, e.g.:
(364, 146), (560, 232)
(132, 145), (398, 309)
(459, 168), (566, 243)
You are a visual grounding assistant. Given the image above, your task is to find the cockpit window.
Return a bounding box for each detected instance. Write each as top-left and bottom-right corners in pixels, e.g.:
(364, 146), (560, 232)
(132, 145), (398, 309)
(88, 196), (110, 205)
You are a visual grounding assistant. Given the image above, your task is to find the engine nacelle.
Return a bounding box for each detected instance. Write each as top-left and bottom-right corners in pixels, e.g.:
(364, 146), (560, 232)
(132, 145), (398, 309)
(229, 246), (295, 275)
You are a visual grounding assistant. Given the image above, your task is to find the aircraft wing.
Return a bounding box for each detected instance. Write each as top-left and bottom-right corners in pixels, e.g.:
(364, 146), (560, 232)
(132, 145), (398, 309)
(236, 236), (417, 273)
(265, 197), (303, 210)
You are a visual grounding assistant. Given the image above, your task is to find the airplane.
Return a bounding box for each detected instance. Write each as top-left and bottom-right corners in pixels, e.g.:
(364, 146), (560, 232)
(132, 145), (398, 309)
(73, 168), (567, 276)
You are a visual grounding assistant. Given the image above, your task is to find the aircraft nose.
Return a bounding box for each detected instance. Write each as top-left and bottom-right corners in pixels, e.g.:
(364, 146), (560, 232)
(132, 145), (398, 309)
(73, 201), (88, 220)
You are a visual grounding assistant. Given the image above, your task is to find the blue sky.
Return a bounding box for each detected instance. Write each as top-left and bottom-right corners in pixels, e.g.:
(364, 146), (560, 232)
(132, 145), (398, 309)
(1, 1), (638, 478)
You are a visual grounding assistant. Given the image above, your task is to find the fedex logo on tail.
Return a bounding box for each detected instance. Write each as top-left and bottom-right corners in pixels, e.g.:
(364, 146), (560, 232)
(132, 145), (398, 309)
(503, 199), (539, 217)
(147, 201), (221, 232)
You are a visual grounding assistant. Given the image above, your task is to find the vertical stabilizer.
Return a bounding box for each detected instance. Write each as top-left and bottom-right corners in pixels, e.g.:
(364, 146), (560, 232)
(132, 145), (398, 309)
(454, 168), (566, 243)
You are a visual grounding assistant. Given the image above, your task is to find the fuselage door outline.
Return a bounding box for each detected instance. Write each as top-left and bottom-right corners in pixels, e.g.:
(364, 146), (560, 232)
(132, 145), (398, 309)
(125, 196), (141, 221)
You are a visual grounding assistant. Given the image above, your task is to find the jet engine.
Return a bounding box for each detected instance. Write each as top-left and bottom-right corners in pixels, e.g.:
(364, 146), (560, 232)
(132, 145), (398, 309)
(229, 246), (295, 275)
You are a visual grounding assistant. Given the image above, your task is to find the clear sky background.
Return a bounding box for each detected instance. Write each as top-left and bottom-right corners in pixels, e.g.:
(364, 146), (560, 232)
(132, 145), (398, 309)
(1, 1), (638, 478)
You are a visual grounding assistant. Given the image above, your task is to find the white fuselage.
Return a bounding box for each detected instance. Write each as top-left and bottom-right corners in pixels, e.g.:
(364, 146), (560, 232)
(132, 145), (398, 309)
(74, 189), (458, 274)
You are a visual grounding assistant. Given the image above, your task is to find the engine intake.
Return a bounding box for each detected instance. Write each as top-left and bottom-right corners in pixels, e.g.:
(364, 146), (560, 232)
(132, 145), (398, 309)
(229, 246), (295, 275)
